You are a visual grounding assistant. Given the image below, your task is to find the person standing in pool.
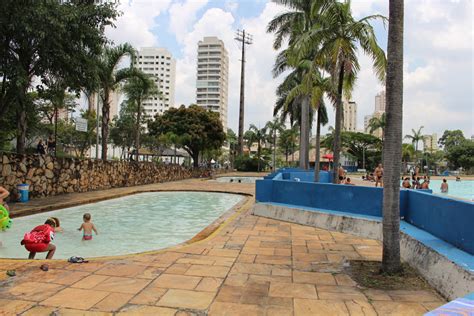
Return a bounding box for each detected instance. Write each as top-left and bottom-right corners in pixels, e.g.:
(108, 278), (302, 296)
(78, 213), (98, 240)
(441, 179), (449, 193)
(374, 163), (384, 187)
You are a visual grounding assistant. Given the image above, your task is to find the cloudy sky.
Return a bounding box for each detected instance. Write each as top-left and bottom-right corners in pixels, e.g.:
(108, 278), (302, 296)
(105, 0), (473, 140)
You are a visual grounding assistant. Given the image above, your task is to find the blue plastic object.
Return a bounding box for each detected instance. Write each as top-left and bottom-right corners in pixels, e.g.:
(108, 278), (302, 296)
(17, 184), (29, 203)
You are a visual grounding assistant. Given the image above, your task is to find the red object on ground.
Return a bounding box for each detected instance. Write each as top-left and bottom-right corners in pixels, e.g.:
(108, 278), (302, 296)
(322, 154), (334, 161)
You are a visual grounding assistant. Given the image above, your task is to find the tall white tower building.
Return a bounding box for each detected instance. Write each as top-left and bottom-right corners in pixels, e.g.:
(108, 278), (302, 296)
(134, 47), (176, 116)
(342, 99), (357, 131)
(375, 90), (386, 112)
(196, 37), (229, 131)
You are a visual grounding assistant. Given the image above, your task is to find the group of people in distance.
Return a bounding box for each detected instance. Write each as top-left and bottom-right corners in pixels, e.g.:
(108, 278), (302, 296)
(337, 164), (355, 185)
(0, 184), (99, 260)
(36, 135), (56, 155)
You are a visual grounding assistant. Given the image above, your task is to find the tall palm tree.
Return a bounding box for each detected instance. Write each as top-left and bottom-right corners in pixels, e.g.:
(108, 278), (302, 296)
(122, 72), (160, 161)
(401, 143), (415, 173)
(382, 0), (404, 274)
(97, 43), (140, 160)
(295, 0), (387, 182)
(246, 124), (268, 172)
(314, 102), (329, 181)
(265, 118), (284, 171)
(404, 126), (424, 159)
(368, 112), (386, 142)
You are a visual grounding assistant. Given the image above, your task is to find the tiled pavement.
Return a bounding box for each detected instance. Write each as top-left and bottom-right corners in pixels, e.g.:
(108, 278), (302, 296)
(0, 177), (445, 315)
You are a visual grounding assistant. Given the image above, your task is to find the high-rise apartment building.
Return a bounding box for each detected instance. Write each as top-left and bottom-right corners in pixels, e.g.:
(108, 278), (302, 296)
(342, 99), (357, 131)
(196, 37), (229, 131)
(134, 47), (176, 116)
(423, 133), (438, 152)
(375, 90), (386, 112)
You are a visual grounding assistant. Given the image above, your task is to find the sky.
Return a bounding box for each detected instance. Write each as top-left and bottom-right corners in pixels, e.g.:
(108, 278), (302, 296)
(105, 0), (473, 141)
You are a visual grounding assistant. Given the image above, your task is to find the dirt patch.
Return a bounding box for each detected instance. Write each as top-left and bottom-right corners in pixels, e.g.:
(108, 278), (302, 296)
(347, 260), (432, 290)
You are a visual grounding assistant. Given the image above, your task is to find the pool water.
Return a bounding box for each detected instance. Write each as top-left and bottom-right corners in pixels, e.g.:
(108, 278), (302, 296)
(215, 176), (262, 183)
(428, 180), (473, 201)
(0, 191), (243, 259)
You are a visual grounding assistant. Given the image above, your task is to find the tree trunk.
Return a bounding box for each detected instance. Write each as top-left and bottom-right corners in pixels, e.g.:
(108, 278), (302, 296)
(192, 151), (199, 168)
(257, 143), (261, 172)
(101, 89), (110, 160)
(135, 98), (141, 162)
(314, 106), (322, 182)
(273, 131), (276, 171)
(382, 0), (404, 274)
(299, 97), (310, 170)
(16, 107), (27, 154)
(333, 61), (345, 183)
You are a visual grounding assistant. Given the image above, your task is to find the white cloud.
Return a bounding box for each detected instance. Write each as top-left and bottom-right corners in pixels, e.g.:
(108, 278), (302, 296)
(225, 0), (239, 13)
(168, 0), (209, 44)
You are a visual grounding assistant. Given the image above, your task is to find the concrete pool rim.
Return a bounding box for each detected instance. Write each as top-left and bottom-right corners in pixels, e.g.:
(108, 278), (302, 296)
(1, 190), (252, 261)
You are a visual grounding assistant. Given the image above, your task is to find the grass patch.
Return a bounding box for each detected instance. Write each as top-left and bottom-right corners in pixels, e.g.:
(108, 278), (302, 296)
(347, 260), (432, 290)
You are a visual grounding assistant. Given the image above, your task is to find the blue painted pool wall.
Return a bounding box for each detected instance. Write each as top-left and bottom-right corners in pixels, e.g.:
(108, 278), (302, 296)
(256, 173), (473, 255)
(404, 191), (474, 255)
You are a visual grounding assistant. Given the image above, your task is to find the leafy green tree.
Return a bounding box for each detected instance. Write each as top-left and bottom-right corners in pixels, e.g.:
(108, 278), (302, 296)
(438, 130), (465, 150)
(226, 128), (238, 168)
(244, 125), (269, 172)
(382, 0), (404, 274)
(122, 72), (160, 161)
(109, 101), (138, 160)
(445, 140), (474, 171)
(148, 105), (225, 167)
(401, 143), (415, 172)
(368, 113), (386, 142)
(0, 0), (118, 153)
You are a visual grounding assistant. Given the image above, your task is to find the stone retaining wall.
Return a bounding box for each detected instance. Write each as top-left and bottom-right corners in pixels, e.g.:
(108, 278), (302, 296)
(0, 153), (211, 199)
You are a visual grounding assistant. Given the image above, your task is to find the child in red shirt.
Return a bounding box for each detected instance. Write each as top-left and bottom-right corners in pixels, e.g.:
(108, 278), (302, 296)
(21, 218), (57, 259)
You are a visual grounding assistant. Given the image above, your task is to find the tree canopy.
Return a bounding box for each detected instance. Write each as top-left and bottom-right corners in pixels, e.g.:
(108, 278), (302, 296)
(148, 105), (225, 167)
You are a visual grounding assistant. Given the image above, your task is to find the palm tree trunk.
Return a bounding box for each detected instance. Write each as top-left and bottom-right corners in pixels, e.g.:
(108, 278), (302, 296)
(299, 97), (309, 170)
(101, 89), (110, 160)
(314, 106), (322, 182)
(273, 131), (276, 171)
(257, 143), (261, 172)
(382, 0), (404, 274)
(333, 61), (345, 183)
(135, 98), (141, 162)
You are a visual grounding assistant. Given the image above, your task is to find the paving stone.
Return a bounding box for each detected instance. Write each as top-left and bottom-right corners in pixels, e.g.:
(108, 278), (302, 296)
(41, 288), (109, 310)
(165, 263), (191, 274)
(387, 289), (443, 302)
(293, 271), (336, 285)
(117, 305), (177, 315)
(91, 293), (134, 312)
(345, 299), (377, 316)
(129, 287), (167, 305)
(93, 277), (151, 294)
(151, 273), (201, 290)
(236, 254), (256, 263)
(185, 264), (230, 278)
(7, 281), (64, 301)
(21, 305), (58, 316)
(195, 277), (224, 292)
(208, 302), (265, 316)
(231, 263), (273, 275)
(71, 275), (110, 289)
(157, 289), (216, 310)
(372, 301), (429, 315)
(317, 285), (367, 301)
(294, 298), (349, 316)
(362, 289), (392, 301)
(334, 273), (357, 286)
(0, 299), (35, 315)
(208, 249), (240, 258)
(264, 305), (293, 316)
(269, 282), (317, 299)
(57, 308), (113, 315)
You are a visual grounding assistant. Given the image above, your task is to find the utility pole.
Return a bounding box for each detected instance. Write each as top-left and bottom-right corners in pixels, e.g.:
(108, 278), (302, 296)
(235, 29), (253, 155)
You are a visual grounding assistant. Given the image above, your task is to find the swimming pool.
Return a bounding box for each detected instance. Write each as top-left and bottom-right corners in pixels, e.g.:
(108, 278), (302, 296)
(428, 179), (473, 201)
(0, 191), (244, 259)
(215, 176), (263, 183)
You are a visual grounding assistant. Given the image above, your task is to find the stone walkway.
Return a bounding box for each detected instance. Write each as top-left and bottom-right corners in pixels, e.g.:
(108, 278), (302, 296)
(0, 178), (445, 315)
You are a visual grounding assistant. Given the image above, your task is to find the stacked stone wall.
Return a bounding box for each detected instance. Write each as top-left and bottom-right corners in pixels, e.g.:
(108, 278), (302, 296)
(0, 153), (211, 200)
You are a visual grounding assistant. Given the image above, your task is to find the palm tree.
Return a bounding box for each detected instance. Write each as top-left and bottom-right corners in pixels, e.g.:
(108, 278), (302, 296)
(314, 103), (329, 181)
(122, 72), (160, 161)
(381, 0), (404, 274)
(295, 1), (387, 182)
(245, 124), (268, 172)
(265, 118), (284, 171)
(401, 143), (415, 173)
(278, 125), (299, 165)
(368, 112), (386, 142)
(97, 43), (140, 160)
(404, 126), (424, 162)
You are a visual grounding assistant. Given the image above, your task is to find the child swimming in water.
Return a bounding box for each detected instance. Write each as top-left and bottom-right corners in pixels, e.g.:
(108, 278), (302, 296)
(78, 213), (98, 241)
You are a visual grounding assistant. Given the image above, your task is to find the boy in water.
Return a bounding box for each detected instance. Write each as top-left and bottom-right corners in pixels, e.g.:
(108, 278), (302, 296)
(441, 178), (449, 193)
(21, 218), (56, 259)
(78, 213), (98, 240)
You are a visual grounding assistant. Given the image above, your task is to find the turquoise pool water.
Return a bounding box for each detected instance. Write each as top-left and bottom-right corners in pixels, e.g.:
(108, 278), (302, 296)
(0, 191), (243, 259)
(428, 180), (473, 201)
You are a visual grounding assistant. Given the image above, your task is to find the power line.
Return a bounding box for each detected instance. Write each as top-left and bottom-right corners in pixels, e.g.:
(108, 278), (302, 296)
(234, 29), (253, 155)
